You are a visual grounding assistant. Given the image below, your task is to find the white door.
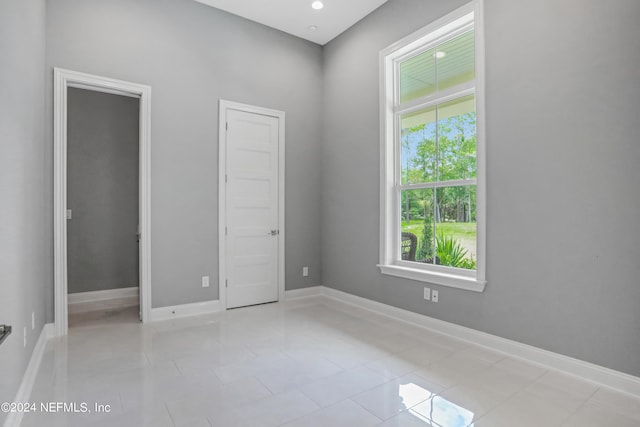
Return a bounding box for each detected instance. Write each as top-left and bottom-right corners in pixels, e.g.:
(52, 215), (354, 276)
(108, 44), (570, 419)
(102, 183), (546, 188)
(225, 109), (280, 309)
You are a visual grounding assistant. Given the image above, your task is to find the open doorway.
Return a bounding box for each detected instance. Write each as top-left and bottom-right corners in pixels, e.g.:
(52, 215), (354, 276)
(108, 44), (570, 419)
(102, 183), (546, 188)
(54, 68), (152, 336)
(66, 88), (140, 328)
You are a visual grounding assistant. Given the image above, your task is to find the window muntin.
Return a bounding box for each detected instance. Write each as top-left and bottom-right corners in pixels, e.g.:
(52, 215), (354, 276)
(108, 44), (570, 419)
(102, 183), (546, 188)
(380, 2), (485, 290)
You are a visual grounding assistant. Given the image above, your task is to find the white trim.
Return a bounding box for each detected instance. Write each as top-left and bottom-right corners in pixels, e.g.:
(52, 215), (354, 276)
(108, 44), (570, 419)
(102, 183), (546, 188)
(381, 3), (476, 57)
(67, 286), (140, 304)
(53, 68), (152, 337)
(3, 324), (54, 427)
(379, 36), (395, 269)
(218, 100), (286, 310)
(399, 178), (476, 191)
(473, 0), (487, 285)
(394, 83), (475, 116)
(377, 264), (485, 291)
(67, 82), (140, 99)
(67, 287), (139, 304)
(319, 286), (640, 397)
(378, 0), (486, 290)
(150, 300), (220, 322)
(284, 286), (322, 301)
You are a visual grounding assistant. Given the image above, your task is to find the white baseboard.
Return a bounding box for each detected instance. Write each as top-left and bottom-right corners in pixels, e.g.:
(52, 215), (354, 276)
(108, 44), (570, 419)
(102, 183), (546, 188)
(68, 287), (138, 304)
(150, 300), (220, 322)
(151, 289), (322, 321)
(312, 286), (640, 398)
(3, 323), (54, 427)
(284, 286), (322, 300)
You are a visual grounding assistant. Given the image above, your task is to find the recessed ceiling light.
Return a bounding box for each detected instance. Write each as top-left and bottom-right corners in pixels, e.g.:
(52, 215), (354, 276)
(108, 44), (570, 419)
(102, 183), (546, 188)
(308, 25), (318, 31)
(434, 51), (446, 59)
(311, 1), (324, 10)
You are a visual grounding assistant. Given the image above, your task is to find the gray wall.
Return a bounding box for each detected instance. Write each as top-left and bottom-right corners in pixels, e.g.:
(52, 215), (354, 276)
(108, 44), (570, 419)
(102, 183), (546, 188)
(41, 0), (640, 378)
(0, 0), (47, 421)
(67, 88), (140, 294)
(322, 0), (640, 376)
(45, 0), (324, 312)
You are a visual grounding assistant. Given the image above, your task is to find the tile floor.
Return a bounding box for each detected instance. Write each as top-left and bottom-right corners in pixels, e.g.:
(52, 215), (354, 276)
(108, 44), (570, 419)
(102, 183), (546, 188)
(22, 297), (640, 427)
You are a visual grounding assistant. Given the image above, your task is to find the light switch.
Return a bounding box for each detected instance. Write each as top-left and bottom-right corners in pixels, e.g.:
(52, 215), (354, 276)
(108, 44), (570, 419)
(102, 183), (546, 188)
(66, 209), (72, 220)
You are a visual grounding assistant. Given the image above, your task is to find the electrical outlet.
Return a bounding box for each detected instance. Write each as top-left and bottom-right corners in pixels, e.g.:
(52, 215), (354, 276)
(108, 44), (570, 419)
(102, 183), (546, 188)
(303, 267), (309, 277)
(32, 312), (35, 330)
(202, 276), (210, 288)
(423, 287), (431, 301)
(23, 327), (27, 347)
(432, 290), (439, 303)
(66, 209), (72, 220)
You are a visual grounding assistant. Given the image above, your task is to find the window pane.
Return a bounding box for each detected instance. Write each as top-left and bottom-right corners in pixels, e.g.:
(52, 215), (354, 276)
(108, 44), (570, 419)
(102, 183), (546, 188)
(400, 48), (436, 103)
(437, 95), (476, 181)
(401, 107), (437, 184)
(400, 189), (436, 264)
(436, 30), (475, 91)
(434, 186), (476, 270)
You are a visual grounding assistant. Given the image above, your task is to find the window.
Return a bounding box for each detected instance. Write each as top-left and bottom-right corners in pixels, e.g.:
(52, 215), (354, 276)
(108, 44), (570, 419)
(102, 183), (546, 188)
(379, 1), (486, 291)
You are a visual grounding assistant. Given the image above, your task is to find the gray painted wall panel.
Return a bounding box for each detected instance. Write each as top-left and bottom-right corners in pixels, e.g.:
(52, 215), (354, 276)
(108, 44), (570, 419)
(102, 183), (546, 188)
(0, 0), (47, 421)
(45, 0), (323, 311)
(67, 88), (140, 294)
(322, 0), (640, 376)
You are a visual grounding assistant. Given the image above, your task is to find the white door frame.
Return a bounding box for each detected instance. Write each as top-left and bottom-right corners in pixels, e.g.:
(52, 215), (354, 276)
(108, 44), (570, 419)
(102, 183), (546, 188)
(218, 100), (285, 310)
(53, 68), (152, 336)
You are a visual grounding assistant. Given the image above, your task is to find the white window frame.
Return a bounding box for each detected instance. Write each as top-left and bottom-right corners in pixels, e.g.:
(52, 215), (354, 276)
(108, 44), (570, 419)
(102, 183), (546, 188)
(378, 0), (486, 292)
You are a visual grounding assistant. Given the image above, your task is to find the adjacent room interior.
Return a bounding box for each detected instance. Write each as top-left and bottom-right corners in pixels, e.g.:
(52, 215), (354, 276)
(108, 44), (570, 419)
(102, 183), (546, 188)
(66, 87), (141, 328)
(1, 0), (639, 426)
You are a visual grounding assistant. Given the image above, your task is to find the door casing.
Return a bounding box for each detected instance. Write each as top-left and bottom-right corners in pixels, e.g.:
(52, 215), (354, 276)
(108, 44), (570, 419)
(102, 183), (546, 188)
(218, 100), (285, 310)
(53, 68), (152, 336)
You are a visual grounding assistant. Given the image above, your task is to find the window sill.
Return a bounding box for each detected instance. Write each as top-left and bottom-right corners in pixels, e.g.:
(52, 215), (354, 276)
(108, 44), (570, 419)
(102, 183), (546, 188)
(377, 264), (486, 292)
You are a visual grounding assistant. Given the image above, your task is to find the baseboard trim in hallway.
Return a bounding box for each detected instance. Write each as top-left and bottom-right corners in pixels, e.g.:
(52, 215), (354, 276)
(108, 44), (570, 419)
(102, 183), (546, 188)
(67, 287), (139, 305)
(4, 323), (54, 427)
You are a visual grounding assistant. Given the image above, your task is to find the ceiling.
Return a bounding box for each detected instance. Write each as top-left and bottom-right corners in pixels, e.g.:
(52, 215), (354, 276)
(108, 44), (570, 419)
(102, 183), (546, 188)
(193, 0), (389, 45)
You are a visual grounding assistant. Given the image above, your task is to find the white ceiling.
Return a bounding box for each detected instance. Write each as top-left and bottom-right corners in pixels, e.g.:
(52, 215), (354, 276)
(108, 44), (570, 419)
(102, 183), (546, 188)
(194, 0), (389, 45)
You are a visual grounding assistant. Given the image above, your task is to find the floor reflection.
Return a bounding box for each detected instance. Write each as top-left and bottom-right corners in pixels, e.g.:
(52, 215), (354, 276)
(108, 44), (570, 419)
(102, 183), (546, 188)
(409, 394), (475, 426)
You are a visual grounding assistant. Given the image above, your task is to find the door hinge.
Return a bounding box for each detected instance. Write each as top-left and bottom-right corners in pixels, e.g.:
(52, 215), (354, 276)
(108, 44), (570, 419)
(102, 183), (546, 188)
(225, 226), (228, 235)
(226, 122), (228, 131)
(225, 174), (228, 183)
(225, 279), (228, 288)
